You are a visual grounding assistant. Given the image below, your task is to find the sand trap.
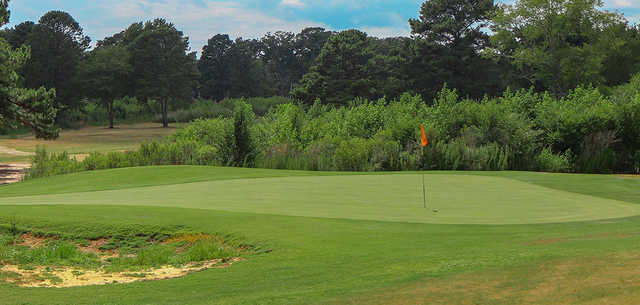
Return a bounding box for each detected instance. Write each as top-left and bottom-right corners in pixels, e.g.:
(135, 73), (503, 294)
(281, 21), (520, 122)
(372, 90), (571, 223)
(0, 257), (243, 288)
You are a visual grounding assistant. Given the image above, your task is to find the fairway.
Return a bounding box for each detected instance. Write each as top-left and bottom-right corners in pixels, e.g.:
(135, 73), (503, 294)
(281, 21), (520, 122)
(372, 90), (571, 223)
(2, 167), (640, 305)
(1, 170), (638, 224)
(4, 0), (640, 302)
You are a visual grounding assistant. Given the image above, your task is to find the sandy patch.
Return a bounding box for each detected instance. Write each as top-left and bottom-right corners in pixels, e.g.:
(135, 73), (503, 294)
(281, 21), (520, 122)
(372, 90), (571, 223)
(0, 163), (30, 185)
(18, 233), (50, 248)
(0, 145), (33, 156)
(71, 154), (90, 161)
(0, 257), (244, 288)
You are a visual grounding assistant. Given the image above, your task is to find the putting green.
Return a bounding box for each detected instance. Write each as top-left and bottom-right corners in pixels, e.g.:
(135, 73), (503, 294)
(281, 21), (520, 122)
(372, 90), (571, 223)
(1, 174), (638, 224)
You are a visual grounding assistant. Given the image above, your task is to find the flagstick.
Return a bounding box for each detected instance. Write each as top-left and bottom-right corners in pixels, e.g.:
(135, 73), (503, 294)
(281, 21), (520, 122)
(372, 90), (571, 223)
(419, 124), (429, 209)
(422, 173), (427, 209)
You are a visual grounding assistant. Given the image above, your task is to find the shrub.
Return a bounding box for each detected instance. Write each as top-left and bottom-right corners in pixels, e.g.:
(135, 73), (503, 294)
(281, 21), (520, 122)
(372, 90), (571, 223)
(535, 147), (572, 173)
(232, 101), (256, 166)
(334, 138), (371, 171)
(25, 81), (640, 177)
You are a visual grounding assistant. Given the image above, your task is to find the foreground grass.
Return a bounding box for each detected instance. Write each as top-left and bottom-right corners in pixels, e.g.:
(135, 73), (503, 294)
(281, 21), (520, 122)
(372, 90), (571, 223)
(326, 252), (640, 305)
(1, 167), (640, 304)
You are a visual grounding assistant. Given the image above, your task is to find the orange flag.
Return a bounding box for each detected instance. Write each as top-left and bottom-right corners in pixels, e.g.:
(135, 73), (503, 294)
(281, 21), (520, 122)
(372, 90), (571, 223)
(420, 124), (428, 147)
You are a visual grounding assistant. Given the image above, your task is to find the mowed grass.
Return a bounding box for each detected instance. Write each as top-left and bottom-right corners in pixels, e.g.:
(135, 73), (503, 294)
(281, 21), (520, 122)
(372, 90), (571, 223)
(1, 168), (639, 224)
(0, 123), (177, 162)
(1, 167), (640, 304)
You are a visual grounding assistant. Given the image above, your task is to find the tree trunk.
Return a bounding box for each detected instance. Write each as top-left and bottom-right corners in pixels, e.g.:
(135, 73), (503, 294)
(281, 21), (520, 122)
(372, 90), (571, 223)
(108, 101), (115, 129)
(162, 99), (169, 128)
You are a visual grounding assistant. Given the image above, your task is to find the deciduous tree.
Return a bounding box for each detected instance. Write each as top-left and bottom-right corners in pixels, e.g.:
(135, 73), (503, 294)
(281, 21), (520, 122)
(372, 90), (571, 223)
(409, 0), (500, 99)
(490, 0), (625, 96)
(77, 46), (132, 128)
(129, 19), (199, 128)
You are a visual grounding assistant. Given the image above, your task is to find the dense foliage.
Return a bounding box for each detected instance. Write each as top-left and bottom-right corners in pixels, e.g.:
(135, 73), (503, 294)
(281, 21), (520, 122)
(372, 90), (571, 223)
(0, 0), (58, 139)
(2, 0), (640, 132)
(28, 76), (640, 178)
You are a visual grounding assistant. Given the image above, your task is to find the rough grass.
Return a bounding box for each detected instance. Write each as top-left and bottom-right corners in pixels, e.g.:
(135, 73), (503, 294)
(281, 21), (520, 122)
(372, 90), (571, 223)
(1, 167), (640, 304)
(327, 252), (640, 305)
(0, 123), (177, 162)
(0, 154), (30, 163)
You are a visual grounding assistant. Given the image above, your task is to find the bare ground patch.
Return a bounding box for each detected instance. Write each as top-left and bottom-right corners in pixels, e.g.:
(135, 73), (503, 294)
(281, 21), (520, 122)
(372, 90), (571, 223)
(18, 233), (50, 248)
(0, 257), (244, 288)
(0, 163), (30, 185)
(0, 145), (33, 157)
(328, 253), (640, 305)
(0, 232), (249, 288)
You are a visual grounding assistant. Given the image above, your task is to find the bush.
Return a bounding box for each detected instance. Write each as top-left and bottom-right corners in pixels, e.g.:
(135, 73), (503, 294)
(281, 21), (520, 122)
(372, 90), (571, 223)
(25, 80), (640, 177)
(232, 101), (256, 166)
(535, 147), (572, 173)
(84, 97), (153, 125)
(334, 138), (371, 171)
(158, 97), (293, 123)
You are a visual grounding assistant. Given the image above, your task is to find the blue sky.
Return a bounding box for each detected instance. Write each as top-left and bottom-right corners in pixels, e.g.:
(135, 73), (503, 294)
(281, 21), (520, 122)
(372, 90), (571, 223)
(5, 0), (640, 53)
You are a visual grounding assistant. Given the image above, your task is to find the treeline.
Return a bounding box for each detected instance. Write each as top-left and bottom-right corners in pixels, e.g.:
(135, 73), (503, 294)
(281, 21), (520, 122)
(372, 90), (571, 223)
(3, 0), (640, 132)
(28, 75), (640, 177)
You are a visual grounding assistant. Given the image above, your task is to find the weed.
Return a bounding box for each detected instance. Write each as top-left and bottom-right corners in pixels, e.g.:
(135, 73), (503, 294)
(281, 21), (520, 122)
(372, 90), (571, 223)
(8, 216), (18, 238)
(0, 271), (21, 281)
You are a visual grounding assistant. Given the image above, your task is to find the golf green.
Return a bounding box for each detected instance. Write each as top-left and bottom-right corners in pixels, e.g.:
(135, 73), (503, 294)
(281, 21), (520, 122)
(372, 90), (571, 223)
(1, 172), (638, 224)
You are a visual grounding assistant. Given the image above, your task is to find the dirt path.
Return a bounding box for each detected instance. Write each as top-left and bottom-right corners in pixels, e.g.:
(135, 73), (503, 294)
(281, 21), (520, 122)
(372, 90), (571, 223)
(0, 163), (30, 184)
(0, 145), (32, 184)
(0, 144), (33, 156)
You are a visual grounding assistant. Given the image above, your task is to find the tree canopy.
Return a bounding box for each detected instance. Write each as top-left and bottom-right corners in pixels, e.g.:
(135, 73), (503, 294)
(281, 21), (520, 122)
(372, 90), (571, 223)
(128, 19), (199, 127)
(77, 45), (132, 128)
(0, 0), (58, 139)
(20, 11), (90, 112)
(2, 0), (640, 131)
(490, 0), (627, 96)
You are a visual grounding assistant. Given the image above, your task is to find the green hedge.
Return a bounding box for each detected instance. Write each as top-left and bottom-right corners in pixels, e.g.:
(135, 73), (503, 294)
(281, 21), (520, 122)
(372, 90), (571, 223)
(27, 79), (640, 178)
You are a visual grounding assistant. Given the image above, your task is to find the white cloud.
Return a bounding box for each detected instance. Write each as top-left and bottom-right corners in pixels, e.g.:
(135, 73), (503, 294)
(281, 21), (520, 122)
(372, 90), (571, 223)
(627, 15), (640, 24)
(605, 0), (640, 8)
(280, 0), (305, 8)
(361, 26), (410, 38)
(96, 0), (324, 53)
(609, 0), (634, 7)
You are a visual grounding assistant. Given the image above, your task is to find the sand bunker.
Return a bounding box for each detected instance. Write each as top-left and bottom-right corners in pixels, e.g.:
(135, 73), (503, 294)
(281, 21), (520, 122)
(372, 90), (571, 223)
(0, 233), (247, 288)
(0, 257), (243, 288)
